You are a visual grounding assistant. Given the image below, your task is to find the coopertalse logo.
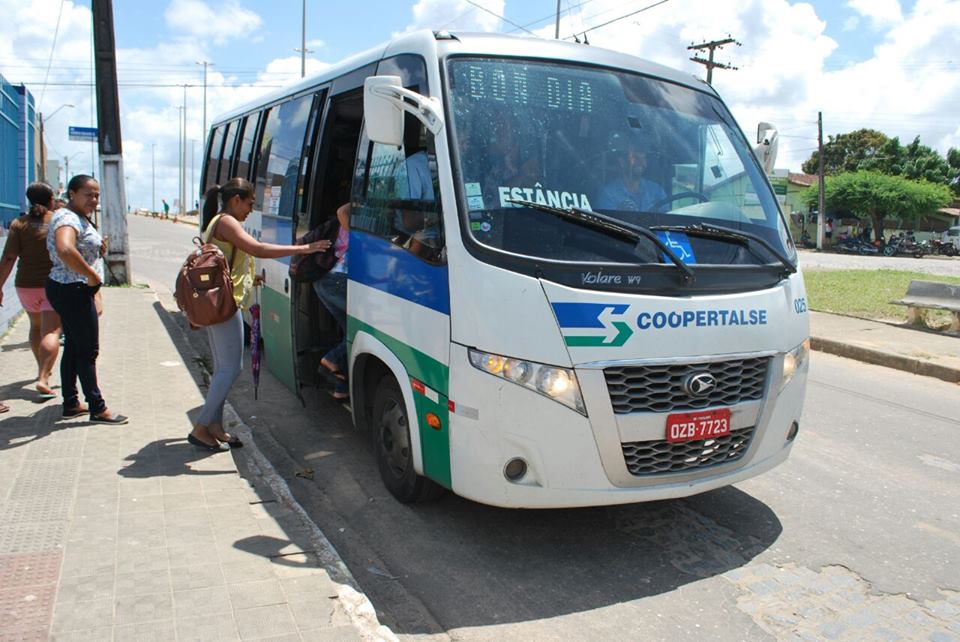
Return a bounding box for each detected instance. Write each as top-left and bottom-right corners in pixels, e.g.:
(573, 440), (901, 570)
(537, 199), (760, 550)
(552, 302), (770, 348)
(552, 303), (634, 347)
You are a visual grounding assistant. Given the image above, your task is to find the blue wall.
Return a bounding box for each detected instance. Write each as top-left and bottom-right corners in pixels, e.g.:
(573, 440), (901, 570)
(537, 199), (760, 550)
(0, 75), (36, 228)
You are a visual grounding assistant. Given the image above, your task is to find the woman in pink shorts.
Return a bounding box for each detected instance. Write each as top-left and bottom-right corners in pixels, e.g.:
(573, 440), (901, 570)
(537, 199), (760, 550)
(0, 182), (62, 399)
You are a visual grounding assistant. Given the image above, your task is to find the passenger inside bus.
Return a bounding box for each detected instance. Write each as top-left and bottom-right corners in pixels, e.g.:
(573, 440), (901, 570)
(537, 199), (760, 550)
(312, 203), (350, 401)
(595, 130), (667, 215)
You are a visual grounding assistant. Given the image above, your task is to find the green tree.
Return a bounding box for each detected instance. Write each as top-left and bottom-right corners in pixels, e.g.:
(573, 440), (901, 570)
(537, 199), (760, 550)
(801, 171), (953, 242)
(801, 128), (889, 175)
(862, 136), (953, 185)
(947, 147), (960, 196)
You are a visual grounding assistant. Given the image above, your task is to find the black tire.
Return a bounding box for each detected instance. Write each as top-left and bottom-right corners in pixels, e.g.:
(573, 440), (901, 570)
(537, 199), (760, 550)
(371, 375), (444, 503)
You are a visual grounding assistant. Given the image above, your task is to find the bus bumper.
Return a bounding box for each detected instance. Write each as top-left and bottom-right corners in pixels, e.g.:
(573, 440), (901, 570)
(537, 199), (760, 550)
(446, 344), (805, 509)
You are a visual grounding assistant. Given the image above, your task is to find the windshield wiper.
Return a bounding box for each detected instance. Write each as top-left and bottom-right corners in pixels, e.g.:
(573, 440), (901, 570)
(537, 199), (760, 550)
(505, 198), (695, 284)
(650, 222), (797, 274)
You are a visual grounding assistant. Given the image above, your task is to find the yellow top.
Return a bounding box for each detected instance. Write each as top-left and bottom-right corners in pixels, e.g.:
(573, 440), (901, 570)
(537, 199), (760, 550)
(204, 214), (255, 309)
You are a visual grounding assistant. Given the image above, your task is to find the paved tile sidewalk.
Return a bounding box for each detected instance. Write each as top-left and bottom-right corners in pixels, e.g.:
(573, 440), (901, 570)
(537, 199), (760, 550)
(0, 287), (392, 641)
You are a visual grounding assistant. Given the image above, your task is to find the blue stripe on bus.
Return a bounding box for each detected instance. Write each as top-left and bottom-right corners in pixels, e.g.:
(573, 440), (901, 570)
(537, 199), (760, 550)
(348, 232), (450, 315)
(552, 303), (630, 328)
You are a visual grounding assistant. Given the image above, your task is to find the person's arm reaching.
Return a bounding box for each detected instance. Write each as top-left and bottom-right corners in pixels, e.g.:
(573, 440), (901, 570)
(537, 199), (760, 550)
(214, 215), (330, 258)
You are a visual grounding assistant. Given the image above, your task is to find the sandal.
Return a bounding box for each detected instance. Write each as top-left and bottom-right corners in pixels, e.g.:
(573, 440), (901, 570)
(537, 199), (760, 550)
(187, 433), (230, 452)
(90, 410), (129, 425)
(0, 402), (9, 414)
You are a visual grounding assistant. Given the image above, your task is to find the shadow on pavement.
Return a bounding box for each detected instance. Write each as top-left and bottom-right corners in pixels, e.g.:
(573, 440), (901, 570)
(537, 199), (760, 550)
(0, 404), (74, 451)
(119, 437), (236, 478)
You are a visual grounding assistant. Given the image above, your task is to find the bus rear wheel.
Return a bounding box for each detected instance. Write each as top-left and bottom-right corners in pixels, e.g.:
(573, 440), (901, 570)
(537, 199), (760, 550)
(372, 375), (444, 503)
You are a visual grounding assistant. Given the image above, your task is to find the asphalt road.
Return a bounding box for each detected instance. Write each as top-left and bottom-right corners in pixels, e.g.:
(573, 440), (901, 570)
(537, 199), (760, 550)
(130, 215), (960, 640)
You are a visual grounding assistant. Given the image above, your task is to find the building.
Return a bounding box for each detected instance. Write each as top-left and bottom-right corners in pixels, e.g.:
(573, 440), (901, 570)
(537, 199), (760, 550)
(0, 74), (39, 227)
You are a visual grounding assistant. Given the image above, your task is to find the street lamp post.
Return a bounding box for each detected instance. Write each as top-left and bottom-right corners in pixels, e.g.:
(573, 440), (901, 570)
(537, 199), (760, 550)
(151, 143), (156, 213)
(38, 103), (74, 183)
(195, 60), (213, 139)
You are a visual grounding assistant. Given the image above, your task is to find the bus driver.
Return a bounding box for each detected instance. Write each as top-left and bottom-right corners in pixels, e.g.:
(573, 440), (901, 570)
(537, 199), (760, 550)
(595, 131), (667, 214)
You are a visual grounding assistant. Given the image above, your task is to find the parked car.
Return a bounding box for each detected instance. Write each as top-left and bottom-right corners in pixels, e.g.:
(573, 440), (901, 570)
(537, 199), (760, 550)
(942, 226), (960, 252)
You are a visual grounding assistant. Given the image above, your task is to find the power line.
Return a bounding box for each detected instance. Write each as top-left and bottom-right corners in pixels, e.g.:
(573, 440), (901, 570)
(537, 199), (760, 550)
(688, 36), (741, 84)
(38, 0), (67, 111)
(463, 0), (538, 36)
(563, 0), (673, 40)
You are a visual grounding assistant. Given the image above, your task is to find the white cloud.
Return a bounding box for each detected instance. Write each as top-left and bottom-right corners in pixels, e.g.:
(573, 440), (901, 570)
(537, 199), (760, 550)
(842, 16), (860, 31)
(405, 0), (506, 33)
(164, 0), (262, 46)
(532, 0), (958, 171)
(846, 0), (904, 28)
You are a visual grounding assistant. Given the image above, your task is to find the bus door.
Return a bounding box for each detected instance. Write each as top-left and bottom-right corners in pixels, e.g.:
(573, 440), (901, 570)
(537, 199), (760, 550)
(253, 90), (324, 394)
(293, 75), (371, 396)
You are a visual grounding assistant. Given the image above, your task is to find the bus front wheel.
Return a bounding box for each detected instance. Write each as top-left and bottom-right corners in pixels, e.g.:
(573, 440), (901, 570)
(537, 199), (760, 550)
(372, 376), (444, 503)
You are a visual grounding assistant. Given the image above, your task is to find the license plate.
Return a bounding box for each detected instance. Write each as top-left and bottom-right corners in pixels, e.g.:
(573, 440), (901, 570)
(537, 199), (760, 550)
(665, 408), (731, 443)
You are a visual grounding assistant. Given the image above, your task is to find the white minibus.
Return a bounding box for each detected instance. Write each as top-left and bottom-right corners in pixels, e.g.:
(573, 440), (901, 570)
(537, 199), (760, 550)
(200, 30), (809, 508)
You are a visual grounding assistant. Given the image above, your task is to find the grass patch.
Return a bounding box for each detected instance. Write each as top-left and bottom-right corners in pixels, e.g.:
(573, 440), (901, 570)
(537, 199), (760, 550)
(803, 269), (960, 327)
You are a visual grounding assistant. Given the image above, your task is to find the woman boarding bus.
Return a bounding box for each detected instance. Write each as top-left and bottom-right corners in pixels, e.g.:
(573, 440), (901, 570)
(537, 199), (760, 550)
(199, 30), (809, 508)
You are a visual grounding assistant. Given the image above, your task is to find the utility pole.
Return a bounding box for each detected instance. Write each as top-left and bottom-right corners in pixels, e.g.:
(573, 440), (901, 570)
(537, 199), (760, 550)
(196, 60), (212, 138)
(555, 0), (561, 39)
(688, 36), (740, 84)
(817, 111), (826, 251)
(151, 143), (156, 213)
(91, 0), (131, 285)
(177, 100), (185, 217)
(190, 138), (197, 210)
(295, 0), (312, 78)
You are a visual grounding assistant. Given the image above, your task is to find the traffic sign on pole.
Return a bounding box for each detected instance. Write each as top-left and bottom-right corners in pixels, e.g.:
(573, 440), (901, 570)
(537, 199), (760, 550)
(68, 126), (98, 142)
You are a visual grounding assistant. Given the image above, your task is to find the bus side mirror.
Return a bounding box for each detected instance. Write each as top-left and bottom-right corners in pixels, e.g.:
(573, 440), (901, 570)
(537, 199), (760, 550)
(364, 75), (444, 148)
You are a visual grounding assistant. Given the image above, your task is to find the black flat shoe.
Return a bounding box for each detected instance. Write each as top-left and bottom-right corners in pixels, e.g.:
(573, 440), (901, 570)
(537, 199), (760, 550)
(187, 433), (229, 452)
(90, 413), (129, 425)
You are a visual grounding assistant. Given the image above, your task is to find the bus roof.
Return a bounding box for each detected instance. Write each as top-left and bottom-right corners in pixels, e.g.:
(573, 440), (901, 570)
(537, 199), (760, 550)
(211, 29), (713, 126)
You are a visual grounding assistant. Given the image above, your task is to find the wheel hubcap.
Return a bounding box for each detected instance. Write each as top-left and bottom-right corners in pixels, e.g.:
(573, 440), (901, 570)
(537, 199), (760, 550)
(379, 399), (410, 480)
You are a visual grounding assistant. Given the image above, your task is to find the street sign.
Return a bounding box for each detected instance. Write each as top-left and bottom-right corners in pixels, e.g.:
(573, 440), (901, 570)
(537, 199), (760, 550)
(68, 126), (98, 142)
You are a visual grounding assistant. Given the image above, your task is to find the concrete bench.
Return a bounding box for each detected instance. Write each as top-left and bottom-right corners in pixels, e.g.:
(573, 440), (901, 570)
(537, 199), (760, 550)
(890, 280), (960, 332)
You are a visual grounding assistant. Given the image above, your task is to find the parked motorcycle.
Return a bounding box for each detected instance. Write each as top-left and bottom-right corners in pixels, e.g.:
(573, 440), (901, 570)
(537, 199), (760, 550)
(836, 236), (879, 255)
(883, 234), (924, 258)
(920, 238), (957, 257)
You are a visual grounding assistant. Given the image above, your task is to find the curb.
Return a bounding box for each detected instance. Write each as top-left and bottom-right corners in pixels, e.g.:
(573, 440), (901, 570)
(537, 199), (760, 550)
(155, 290), (397, 641)
(810, 336), (960, 384)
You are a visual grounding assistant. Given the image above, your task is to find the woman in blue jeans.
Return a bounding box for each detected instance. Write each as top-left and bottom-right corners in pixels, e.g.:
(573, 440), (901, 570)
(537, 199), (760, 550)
(189, 178), (330, 451)
(314, 203), (350, 401)
(45, 175), (127, 424)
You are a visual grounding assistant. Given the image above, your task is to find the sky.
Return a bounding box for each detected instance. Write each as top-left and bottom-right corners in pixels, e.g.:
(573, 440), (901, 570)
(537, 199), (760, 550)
(1, 0), (958, 211)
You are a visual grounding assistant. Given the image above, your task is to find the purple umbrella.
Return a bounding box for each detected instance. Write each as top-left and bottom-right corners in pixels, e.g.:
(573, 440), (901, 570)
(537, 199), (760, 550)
(249, 287), (262, 400)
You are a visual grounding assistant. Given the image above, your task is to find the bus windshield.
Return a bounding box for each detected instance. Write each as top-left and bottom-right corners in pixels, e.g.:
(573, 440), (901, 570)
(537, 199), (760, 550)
(447, 57), (794, 268)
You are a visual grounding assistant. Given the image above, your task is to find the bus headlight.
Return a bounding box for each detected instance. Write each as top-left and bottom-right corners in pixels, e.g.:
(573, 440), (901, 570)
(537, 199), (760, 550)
(469, 348), (586, 415)
(781, 339), (811, 389)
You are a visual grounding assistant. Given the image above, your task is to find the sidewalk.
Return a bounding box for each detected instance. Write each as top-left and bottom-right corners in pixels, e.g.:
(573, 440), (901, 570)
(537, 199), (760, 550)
(810, 311), (960, 383)
(0, 287), (394, 641)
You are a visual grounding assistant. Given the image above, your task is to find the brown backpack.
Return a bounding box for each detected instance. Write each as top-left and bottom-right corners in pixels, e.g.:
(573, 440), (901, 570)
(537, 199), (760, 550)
(174, 215), (238, 329)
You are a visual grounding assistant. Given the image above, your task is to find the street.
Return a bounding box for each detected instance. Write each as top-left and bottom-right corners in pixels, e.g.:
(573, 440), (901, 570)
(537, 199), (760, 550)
(128, 215), (960, 640)
(797, 249), (960, 277)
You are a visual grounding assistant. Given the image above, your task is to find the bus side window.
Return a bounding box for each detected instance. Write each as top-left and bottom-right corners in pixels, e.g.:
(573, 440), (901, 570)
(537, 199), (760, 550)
(352, 119), (445, 264)
(201, 125), (223, 193)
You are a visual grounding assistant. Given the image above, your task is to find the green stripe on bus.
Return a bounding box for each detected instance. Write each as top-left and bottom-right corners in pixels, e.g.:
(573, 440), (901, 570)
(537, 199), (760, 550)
(260, 286), (295, 392)
(346, 316), (448, 394)
(347, 315), (451, 488)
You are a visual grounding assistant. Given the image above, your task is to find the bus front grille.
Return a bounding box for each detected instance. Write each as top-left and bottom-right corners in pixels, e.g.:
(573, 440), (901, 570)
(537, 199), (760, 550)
(621, 427), (755, 476)
(603, 357), (769, 414)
